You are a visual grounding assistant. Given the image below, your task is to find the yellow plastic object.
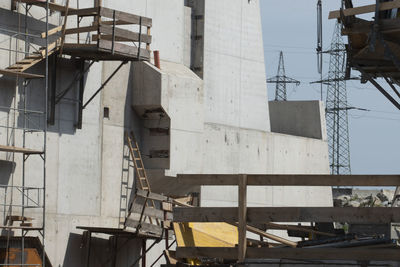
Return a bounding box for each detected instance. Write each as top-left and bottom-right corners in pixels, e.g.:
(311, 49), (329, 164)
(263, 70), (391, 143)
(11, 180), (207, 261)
(174, 222), (238, 247)
(173, 222), (238, 265)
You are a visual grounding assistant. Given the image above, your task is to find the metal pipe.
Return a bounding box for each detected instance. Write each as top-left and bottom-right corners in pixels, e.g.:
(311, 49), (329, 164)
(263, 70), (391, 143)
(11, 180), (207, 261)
(154, 50), (160, 69)
(43, 1), (49, 266)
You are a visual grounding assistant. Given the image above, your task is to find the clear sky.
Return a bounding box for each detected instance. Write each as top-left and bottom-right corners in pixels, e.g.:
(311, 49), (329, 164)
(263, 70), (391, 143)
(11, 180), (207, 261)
(260, 0), (400, 174)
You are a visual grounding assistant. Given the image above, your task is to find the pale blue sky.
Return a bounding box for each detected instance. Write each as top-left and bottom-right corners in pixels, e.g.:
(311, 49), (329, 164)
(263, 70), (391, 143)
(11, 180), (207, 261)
(260, 1), (400, 174)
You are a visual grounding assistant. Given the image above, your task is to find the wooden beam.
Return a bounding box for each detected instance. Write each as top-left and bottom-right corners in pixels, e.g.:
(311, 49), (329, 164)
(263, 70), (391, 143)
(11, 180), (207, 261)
(39, 38), (60, 57)
(173, 207), (400, 224)
(62, 7), (99, 16)
(135, 188), (169, 202)
(174, 174), (400, 186)
(65, 26), (98, 35)
(100, 20), (134, 26)
(97, 25), (152, 43)
(244, 224), (297, 248)
(125, 219), (163, 236)
(0, 144), (43, 154)
(238, 175), (247, 263)
(98, 39), (150, 60)
(343, 19), (400, 35)
(176, 247), (400, 261)
(41, 25), (63, 38)
(264, 222), (336, 237)
(100, 7), (152, 27)
(58, 0), (70, 57)
(0, 69), (44, 79)
(130, 203), (172, 221)
(329, 0), (400, 19)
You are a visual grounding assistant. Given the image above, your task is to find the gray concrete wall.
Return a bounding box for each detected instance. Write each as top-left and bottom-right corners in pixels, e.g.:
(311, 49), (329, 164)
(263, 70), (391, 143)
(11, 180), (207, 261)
(0, 0), (333, 266)
(269, 100), (327, 140)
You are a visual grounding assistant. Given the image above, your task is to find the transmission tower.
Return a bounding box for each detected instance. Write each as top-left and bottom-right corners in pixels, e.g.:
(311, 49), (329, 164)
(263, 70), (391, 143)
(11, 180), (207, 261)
(267, 51), (300, 101)
(324, 22), (351, 175)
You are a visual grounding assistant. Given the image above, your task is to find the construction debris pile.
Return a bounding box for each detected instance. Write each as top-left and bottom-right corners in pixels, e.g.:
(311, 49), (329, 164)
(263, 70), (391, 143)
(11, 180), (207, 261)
(333, 188), (395, 207)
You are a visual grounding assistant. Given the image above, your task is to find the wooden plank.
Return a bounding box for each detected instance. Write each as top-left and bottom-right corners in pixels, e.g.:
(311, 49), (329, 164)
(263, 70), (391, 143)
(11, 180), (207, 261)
(264, 222), (336, 237)
(176, 247), (400, 261)
(58, 0), (71, 56)
(329, 0), (400, 19)
(135, 188), (169, 202)
(125, 219), (163, 236)
(100, 7), (152, 27)
(41, 25), (63, 38)
(62, 7), (99, 16)
(0, 69), (44, 79)
(343, 19), (400, 35)
(130, 203), (172, 221)
(100, 20), (135, 26)
(65, 25), (98, 35)
(241, 224), (297, 248)
(97, 25), (152, 43)
(174, 174), (400, 186)
(0, 145), (43, 154)
(98, 39), (150, 60)
(173, 207), (400, 224)
(238, 175), (247, 263)
(39, 39), (60, 57)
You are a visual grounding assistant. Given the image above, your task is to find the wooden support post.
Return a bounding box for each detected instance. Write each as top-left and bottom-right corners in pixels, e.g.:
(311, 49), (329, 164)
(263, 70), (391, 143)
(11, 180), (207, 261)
(238, 174), (247, 264)
(48, 54), (57, 125)
(85, 231), (92, 267)
(141, 239), (146, 267)
(146, 27), (151, 50)
(76, 59), (85, 129)
(111, 236), (118, 267)
(58, 0), (70, 57)
(165, 228), (169, 250)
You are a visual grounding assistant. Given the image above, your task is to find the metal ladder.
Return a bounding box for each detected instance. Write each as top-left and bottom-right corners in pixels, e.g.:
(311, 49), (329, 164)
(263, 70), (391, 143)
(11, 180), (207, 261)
(125, 131), (159, 225)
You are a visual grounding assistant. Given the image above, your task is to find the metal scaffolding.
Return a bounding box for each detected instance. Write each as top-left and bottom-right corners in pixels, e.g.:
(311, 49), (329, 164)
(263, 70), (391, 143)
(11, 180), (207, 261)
(0, 0), (49, 266)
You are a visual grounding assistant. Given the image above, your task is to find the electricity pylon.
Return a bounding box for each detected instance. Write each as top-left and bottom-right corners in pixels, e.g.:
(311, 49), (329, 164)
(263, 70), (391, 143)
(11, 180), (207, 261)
(267, 51), (300, 101)
(324, 22), (351, 175)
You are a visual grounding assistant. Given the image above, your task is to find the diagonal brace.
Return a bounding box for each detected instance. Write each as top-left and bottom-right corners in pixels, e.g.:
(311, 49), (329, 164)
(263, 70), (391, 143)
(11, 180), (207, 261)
(83, 61), (127, 109)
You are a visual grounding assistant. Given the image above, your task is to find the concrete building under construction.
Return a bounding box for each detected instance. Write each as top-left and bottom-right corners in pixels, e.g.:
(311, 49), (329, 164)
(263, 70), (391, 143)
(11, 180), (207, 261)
(0, 0), (399, 266)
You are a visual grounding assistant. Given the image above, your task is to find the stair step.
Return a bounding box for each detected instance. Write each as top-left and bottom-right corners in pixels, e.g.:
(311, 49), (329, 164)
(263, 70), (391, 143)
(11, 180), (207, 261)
(7, 66), (24, 69)
(16, 60), (34, 64)
(25, 55), (43, 59)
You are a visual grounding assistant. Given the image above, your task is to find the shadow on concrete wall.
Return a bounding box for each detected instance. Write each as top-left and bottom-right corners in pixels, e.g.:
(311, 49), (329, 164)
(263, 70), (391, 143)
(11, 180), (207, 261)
(0, 160), (15, 185)
(62, 232), (142, 267)
(0, 8), (58, 49)
(0, 8), (86, 136)
(8, 56), (89, 136)
(121, 63), (144, 208)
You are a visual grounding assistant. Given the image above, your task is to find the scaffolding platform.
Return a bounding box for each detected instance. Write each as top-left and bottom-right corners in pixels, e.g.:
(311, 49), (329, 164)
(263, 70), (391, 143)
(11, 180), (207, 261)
(0, 144), (44, 155)
(62, 40), (150, 61)
(76, 226), (161, 239)
(0, 69), (44, 79)
(15, 1), (152, 62)
(329, 1), (400, 110)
